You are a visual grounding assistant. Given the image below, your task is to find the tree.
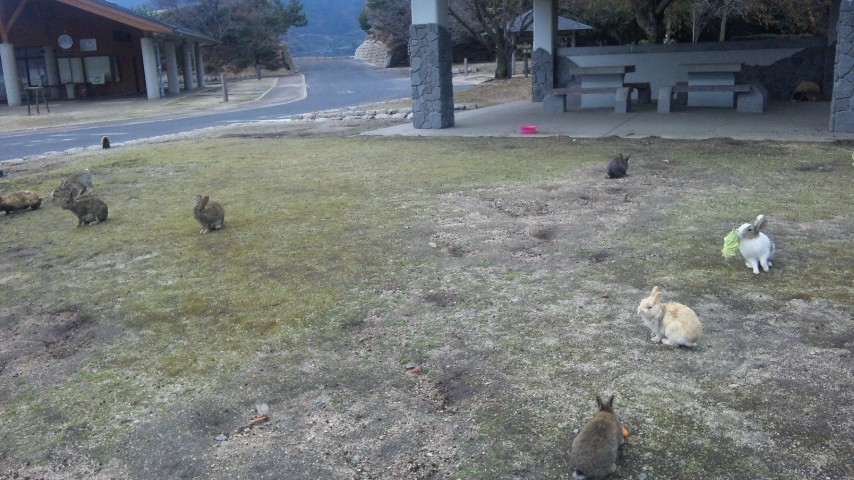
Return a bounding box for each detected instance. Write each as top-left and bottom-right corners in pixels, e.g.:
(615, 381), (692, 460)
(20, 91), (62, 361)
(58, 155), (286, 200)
(559, 0), (637, 45)
(690, 0), (749, 42)
(629, 0), (678, 42)
(448, 0), (533, 79)
(360, 0), (412, 58)
(360, 0), (505, 68)
(222, 0), (307, 68)
(154, 0), (306, 71)
(747, 0), (830, 37)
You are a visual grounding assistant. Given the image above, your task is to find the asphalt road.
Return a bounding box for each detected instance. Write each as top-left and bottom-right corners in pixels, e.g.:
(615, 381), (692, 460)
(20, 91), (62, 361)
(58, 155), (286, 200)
(0, 58), (413, 161)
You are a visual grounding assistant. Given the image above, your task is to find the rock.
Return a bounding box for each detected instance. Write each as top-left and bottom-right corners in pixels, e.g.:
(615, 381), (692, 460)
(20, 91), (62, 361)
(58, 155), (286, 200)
(215, 434), (228, 441)
(255, 403), (270, 416)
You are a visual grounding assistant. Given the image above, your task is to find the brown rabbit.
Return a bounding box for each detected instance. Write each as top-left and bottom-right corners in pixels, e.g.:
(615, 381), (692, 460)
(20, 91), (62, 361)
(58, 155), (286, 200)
(193, 195), (225, 234)
(60, 190), (108, 227)
(637, 286), (703, 347)
(570, 395), (625, 480)
(0, 190), (42, 214)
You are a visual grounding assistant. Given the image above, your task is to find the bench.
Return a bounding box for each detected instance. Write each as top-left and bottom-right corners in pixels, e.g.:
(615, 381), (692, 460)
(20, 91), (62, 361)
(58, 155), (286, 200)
(548, 82), (652, 113)
(25, 86), (50, 115)
(657, 83), (766, 113)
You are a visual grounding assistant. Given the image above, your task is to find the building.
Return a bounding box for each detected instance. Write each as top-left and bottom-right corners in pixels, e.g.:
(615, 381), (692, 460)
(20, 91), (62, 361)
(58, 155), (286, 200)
(0, 0), (216, 106)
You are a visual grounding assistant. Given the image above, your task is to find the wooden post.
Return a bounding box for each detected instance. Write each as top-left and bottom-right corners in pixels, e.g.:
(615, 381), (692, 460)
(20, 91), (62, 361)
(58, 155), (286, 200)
(464, 58), (468, 76)
(221, 73), (228, 102)
(510, 51), (516, 76)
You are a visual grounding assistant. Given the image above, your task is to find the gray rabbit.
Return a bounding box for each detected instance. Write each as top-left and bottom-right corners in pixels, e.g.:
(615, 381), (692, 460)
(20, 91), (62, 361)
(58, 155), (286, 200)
(51, 168), (94, 201)
(570, 395), (625, 480)
(193, 195), (225, 234)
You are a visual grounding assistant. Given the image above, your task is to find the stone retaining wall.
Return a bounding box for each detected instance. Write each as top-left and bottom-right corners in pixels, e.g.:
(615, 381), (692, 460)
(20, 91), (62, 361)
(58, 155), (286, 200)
(354, 38), (393, 68)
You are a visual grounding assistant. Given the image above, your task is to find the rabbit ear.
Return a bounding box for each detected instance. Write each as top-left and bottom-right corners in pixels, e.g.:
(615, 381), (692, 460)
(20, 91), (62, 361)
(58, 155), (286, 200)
(653, 291), (661, 303)
(754, 214), (767, 230)
(650, 286), (660, 296)
(201, 196), (210, 208)
(623, 154), (631, 162)
(596, 395), (615, 412)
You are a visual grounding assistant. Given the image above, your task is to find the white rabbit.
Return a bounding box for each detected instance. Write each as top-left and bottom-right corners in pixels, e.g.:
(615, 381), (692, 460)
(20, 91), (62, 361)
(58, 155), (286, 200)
(736, 214), (775, 274)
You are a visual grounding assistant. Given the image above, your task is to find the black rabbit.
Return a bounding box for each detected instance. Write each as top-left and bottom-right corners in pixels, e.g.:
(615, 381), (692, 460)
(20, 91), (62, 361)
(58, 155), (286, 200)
(606, 153), (630, 179)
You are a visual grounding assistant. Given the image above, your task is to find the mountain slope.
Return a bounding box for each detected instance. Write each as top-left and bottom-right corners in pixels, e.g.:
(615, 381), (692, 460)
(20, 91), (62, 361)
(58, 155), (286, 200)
(286, 0), (366, 57)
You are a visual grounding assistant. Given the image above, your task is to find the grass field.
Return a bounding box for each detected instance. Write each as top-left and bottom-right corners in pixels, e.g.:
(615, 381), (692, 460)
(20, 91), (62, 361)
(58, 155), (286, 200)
(0, 95), (852, 479)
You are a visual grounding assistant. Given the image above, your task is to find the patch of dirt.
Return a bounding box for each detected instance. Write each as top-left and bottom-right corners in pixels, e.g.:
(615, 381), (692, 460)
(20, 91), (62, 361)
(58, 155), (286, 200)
(0, 306), (117, 397)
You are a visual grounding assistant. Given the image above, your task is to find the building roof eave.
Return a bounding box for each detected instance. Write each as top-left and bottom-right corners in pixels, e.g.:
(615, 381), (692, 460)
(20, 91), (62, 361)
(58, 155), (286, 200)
(52, 0), (217, 44)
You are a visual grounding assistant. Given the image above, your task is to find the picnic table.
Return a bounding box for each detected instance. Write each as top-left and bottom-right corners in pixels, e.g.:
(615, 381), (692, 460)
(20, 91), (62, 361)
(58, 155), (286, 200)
(548, 64), (651, 113)
(682, 62), (742, 107)
(658, 62), (766, 113)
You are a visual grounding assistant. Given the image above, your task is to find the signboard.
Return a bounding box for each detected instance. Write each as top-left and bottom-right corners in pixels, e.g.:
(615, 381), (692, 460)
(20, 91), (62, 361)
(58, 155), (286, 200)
(80, 38), (97, 52)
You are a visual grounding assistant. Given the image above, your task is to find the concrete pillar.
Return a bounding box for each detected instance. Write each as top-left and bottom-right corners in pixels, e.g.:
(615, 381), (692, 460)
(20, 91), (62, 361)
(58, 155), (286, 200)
(412, 0), (447, 25)
(164, 41), (180, 95)
(194, 43), (206, 88)
(531, 0), (557, 102)
(140, 37), (161, 100)
(532, 0), (556, 54)
(409, 0), (453, 129)
(182, 42), (195, 90)
(830, 1), (854, 132)
(43, 47), (61, 99)
(1, 43), (22, 106)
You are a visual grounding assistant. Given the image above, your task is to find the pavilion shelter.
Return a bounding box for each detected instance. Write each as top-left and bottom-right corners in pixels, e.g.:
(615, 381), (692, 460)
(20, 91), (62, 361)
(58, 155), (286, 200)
(408, 0), (854, 133)
(0, 0), (216, 106)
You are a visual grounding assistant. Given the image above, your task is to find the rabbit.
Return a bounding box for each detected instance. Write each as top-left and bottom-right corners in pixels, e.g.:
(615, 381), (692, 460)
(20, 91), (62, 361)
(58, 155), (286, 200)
(736, 214), (775, 274)
(0, 190), (42, 214)
(637, 286), (702, 347)
(606, 153), (630, 179)
(193, 195), (225, 234)
(50, 168), (94, 201)
(570, 395), (625, 480)
(101, 136), (111, 149)
(59, 190), (108, 227)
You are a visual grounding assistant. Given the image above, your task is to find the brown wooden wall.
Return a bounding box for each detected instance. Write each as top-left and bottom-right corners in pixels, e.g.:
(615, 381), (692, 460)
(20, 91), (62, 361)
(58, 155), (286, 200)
(7, 0), (166, 98)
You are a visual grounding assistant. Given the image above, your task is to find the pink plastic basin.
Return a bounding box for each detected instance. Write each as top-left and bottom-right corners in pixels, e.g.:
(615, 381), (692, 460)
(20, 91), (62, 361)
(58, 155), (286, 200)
(520, 125), (537, 134)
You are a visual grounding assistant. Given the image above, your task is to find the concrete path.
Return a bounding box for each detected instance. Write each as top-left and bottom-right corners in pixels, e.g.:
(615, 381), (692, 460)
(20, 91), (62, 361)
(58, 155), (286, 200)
(364, 100), (854, 142)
